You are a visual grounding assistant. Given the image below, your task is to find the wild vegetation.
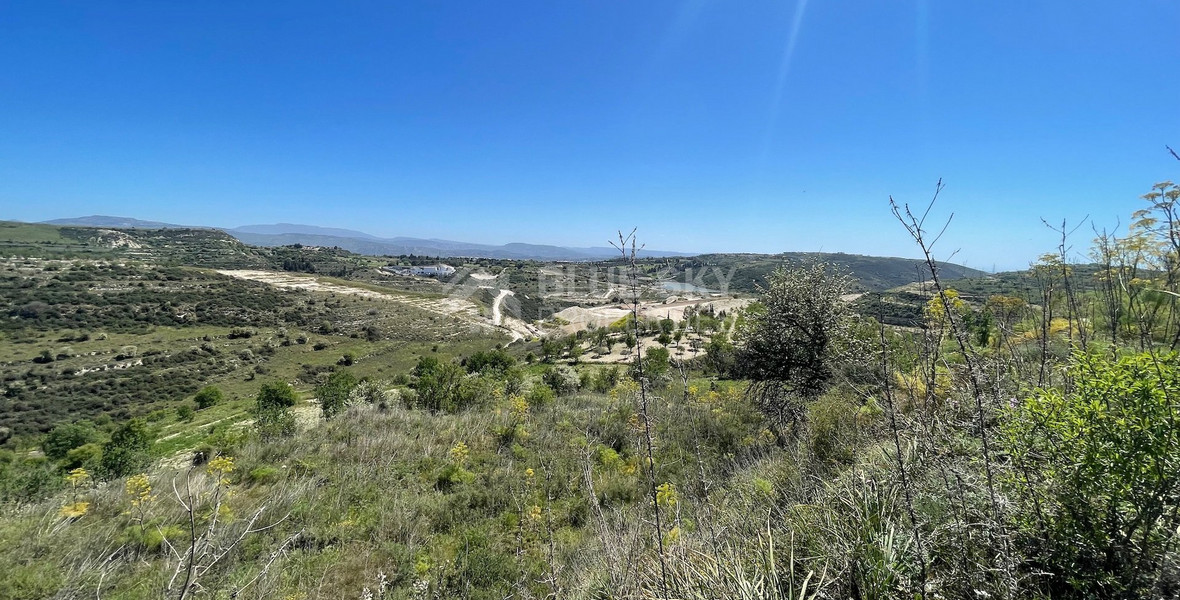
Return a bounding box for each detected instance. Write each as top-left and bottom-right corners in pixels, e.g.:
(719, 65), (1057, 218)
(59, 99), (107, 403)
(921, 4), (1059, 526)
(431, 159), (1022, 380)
(3, 180), (1180, 598)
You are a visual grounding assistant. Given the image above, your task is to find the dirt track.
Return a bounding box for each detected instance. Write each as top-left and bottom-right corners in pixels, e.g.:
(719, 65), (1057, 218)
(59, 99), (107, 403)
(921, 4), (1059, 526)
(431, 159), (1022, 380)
(217, 269), (537, 342)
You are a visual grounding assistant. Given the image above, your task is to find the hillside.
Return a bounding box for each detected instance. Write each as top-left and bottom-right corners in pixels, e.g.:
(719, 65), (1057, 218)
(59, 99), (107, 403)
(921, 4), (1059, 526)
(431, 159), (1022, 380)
(663, 252), (986, 293)
(7, 188), (1180, 598)
(37, 216), (693, 261)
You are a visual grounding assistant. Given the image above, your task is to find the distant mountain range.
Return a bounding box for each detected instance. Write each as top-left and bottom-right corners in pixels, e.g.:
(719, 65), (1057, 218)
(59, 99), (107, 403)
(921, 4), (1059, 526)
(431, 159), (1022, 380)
(40, 215), (691, 261)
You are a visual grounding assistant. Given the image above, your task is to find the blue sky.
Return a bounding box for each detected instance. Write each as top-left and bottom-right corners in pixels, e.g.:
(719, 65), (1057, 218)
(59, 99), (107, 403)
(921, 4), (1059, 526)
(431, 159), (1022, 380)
(1, 1), (1177, 270)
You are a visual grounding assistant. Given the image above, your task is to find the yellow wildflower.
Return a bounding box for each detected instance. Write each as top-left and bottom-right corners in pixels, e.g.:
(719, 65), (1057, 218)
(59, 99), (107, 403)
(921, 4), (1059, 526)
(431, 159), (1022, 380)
(65, 467), (90, 487)
(450, 441), (470, 464)
(60, 501), (90, 518)
(656, 482), (678, 508)
(125, 474), (154, 507)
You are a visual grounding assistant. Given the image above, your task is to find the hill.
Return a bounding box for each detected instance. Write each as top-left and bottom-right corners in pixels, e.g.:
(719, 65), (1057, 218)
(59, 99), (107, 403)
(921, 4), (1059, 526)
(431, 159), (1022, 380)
(231, 223), (381, 239)
(227, 230), (692, 260)
(663, 252), (987, 293)
(38, 216), (693, 261)
(41, 215), (193, 229)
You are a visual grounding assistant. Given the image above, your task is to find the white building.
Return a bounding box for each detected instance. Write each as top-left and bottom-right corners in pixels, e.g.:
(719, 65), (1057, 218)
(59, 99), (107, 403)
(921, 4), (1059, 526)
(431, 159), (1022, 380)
(383, 264), (456, 278)
(411, 264), (456, 277)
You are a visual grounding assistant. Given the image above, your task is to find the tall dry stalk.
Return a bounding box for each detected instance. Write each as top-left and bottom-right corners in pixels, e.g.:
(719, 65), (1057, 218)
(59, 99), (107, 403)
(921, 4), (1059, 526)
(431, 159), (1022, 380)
(889, 181), (1012, 592)
(610, 228), (671, 596)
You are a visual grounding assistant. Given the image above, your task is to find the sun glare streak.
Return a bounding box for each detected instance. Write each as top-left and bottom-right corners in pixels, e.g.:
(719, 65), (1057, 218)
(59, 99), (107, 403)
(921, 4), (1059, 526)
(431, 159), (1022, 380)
(760, 0), (810, 165)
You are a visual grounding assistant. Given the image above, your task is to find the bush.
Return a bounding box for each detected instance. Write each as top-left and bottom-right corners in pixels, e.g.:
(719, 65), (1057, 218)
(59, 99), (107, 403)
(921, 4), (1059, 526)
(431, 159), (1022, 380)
(465, 349), (516, 375)
(100, 418), (152, 478)
(412, 357), (468, 413)
(42, 420), (101, 461)
(194, 385), (224, 410)
(254, 404), (297, 438)
(247, 466), (281, 485)
(806, 392), (866, 468)
(316, 370), (358, 420)
(526, 384), (556, 407)
(590, 366), (622, 393)
(256, 381), (298, 410)
(176, 403), (195, 422)
(1004, 351), (1180, 597)
(254, 381), (299, 438)
(541, 365), (580, 396)
(64, 443), (102, 471)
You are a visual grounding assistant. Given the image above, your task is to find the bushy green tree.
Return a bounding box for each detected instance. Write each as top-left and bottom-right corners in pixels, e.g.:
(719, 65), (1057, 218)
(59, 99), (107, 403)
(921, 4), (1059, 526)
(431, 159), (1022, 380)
(316, 370), (358, 420)
(631, 346), (671, 387)
(254, 381), (298, 437)
(42, 420), (101, 462)
(540, 337), (562, 363)
(193, 385), (224, 410)
(738, 264), (854, 436)
(100, 418), (152, 478)
(256, 381), (298, 411)
(176, 403), (195, 422)
(465, 349), (516, 375)
(413, 356), (467, 413)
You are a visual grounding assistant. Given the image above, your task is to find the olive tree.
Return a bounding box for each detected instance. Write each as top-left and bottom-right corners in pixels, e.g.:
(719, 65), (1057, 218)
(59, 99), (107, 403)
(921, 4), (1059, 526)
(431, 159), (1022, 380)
(738, 263), (854, 439)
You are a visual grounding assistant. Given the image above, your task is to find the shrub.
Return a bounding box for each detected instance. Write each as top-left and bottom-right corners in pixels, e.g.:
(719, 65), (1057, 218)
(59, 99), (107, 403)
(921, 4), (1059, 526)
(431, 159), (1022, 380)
(176, 403), (195, 422)
(806, 392), (866, 468)
(100, 419), (152, 479)
(194, 385), (224, 410)
(542, 365), (580, 396)
(1004, 351), (1180, 597)
(64, 443), (102, 471)
(317, 370), (358, 420)
(247, 466), (281, 485)
(465, 349), (516, 375)
(256, 381), (298, 410)
(42, 420), (101, 461)
(591, 366), (622, 393)
(526, 384), (556, 407)
(254, 381), (299, 438)
(413, 357), (467, 413)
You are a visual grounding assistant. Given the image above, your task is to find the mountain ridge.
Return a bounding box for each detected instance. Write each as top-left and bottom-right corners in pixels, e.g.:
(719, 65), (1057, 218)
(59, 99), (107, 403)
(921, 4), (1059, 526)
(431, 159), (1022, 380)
(38, 215), (693, 261)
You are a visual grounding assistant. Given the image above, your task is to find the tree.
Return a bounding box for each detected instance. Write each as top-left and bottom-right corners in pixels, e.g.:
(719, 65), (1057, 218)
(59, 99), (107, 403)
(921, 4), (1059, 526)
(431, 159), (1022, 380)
(413, 357), (467, 413)
(659, 317), (675, 335)
(193, 385), (224, 410)
(254, 381), (298, 437)
(465, 349), (516, 375)
(631, 346), (671, 388)
(43, 420), (101, 462)
(540, 337), (562, 363)
(316, 370), (358, 420)
(738, 263), (854, 437)
(568, 342), (584, 363)
(100, 418), (152, 478)
(256, 381), (298, 411)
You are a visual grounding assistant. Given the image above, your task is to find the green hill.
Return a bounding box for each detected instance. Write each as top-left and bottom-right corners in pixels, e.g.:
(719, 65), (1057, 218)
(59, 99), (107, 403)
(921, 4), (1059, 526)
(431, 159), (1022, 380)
(660, 252), (986, 293)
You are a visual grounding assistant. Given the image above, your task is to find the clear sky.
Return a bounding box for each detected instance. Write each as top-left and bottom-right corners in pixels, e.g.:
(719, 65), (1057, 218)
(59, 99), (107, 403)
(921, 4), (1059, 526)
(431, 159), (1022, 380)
(2, 2), (1178, 270)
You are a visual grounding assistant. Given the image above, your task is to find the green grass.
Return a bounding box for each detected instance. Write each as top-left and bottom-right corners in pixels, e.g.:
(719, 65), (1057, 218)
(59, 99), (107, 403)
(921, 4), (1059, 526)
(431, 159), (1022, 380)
(0, 221), (75, 244)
